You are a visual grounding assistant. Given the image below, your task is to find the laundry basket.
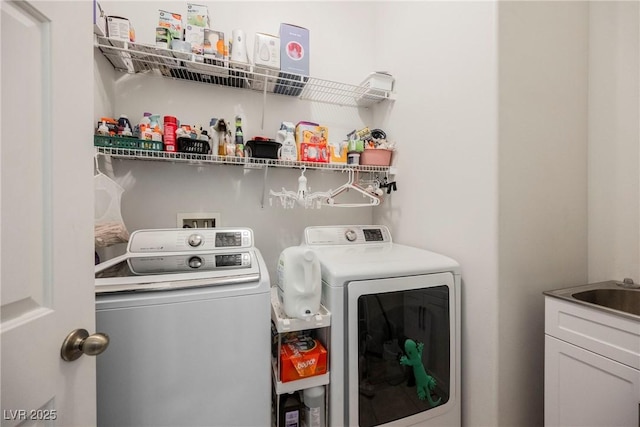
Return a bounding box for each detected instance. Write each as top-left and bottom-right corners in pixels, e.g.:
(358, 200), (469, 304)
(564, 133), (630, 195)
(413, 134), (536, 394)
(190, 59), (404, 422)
(177, 137), (211, 154)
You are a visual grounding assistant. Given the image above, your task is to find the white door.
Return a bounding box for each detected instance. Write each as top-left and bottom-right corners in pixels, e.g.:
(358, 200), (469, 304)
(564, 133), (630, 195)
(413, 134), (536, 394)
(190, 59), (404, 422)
(1, 1), (95, 426)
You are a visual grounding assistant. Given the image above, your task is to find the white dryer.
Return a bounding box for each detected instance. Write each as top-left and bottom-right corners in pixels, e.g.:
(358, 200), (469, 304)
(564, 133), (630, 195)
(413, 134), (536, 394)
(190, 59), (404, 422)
(303, 225), (461, 427)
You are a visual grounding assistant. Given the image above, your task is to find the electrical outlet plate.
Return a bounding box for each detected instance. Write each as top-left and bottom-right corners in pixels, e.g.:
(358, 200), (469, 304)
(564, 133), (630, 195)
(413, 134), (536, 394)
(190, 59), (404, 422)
(177, 212), (221, 229)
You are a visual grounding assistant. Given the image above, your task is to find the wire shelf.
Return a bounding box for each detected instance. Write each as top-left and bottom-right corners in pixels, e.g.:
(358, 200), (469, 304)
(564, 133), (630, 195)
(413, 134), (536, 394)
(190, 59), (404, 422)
(96, 146), (391, 173)
(95, 37), (393, 108)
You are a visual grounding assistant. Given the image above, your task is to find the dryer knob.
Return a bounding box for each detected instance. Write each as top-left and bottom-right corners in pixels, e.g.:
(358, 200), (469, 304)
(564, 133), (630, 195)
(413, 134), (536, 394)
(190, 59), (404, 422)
(188, 256), (203, 268)
(345, 229), (357, 242)
(188, 234), (203, 247)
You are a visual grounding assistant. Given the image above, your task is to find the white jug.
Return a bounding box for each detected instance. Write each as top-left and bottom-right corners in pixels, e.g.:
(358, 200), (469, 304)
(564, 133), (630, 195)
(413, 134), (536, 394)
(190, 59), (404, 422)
(277, 246), (321, 320)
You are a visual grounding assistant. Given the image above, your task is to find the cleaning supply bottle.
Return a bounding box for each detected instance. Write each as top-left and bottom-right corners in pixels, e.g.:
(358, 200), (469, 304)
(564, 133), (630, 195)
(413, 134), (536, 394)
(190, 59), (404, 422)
(163, 115), (177, 152)
(214, 118), (229, 156)
(209, 118), (220, 156)
(149, 114), (161, 133)
(136, 112), (151, 138)
(117, 115), (132, 135)
(235, 115), (244, 157)
(97, 120), (110, 136)
(121, 123), (133, 137)
(279, 391), (302, 427)
(303, 387), (326, 427)
(277, 121), (297, 161)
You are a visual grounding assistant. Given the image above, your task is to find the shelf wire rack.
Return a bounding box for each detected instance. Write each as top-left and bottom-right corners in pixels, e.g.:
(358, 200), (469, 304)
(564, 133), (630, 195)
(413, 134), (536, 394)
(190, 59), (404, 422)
(95, 37), (393, 108)
(96, 147), (391, 173)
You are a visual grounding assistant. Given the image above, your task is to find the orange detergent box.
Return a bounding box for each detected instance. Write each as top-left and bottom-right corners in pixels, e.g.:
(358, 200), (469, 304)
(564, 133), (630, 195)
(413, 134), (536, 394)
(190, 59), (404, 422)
(295, 122), (329, 163)
(280, 336), (328, 382)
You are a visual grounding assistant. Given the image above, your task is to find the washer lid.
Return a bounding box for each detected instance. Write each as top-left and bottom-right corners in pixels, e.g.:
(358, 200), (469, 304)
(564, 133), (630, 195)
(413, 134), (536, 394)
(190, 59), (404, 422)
(95, 249), (262, 293)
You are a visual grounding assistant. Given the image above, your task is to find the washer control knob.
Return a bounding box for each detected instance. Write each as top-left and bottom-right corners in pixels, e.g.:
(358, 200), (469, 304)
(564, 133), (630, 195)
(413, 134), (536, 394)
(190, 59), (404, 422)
(188, 256), (203, 269)
(345, 229), (357, 242)
(188, 234), (203, 247)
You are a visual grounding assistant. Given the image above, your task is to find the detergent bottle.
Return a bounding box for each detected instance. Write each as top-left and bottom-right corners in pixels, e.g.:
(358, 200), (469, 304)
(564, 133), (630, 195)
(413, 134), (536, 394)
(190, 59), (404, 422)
(277, 246), (321, 320)
(276, 121), (297, 161)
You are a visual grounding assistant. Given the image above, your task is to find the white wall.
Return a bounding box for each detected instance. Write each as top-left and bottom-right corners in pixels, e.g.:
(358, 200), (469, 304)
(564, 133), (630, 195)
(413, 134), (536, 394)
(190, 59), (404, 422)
(94, 2), (640, 426)
(94, 1), (383, 278)
(497, 2), (589, 425)
(372, 2), (500, 425)
(588, 1), (640, 284)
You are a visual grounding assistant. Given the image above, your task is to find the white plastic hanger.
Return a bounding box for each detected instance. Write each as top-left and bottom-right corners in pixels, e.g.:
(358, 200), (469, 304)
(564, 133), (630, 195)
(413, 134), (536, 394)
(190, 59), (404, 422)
(94, 152), (102, 176)
(95, 153), (124, 189)
(269, 167), (331, 209)
(94, 151), (126, 223)
(324, 169), (382, 208)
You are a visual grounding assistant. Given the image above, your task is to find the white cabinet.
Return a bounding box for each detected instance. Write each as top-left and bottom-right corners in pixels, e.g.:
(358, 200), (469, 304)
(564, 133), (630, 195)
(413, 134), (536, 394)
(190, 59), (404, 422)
(544, 296), (640, 426)
(545, 335), (640, 426)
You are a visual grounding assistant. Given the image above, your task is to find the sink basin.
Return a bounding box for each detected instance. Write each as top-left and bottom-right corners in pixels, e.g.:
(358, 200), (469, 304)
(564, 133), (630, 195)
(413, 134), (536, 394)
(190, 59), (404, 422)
(544, 280), (640, 321)
(572, 288), (640, 316)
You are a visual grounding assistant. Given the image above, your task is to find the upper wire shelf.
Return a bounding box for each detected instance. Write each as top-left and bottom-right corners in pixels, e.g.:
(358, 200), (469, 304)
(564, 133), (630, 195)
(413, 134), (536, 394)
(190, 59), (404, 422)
(96, 147), (391, 173)
(95, 37), (394, 108)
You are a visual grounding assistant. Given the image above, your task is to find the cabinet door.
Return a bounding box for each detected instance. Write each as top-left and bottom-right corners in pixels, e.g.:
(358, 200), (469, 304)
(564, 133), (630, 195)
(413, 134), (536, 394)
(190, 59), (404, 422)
(545, 335), (640, 427)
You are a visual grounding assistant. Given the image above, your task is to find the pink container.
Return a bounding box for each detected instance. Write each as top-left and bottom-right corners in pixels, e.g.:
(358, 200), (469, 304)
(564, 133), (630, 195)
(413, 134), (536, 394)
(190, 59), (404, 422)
(359, 149), (392, 166)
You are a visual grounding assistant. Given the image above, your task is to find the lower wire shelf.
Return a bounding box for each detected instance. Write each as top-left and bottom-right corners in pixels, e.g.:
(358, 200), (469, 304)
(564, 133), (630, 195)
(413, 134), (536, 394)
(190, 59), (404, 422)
(96, 146), (390, 173)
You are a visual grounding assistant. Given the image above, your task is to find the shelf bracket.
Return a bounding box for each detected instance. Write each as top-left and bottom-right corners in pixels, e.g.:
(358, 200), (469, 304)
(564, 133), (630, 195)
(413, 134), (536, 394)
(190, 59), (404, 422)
(260, 163), (269, 209)
(261, 75), (268, 131)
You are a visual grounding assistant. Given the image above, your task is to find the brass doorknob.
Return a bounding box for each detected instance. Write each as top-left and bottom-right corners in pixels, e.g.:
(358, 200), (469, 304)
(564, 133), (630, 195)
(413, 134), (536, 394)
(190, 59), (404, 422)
(60, 328), (109, 362)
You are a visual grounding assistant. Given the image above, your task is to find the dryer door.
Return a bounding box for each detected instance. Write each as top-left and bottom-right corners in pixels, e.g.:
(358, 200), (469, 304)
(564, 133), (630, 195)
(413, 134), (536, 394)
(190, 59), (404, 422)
(347, 273), (457, 427)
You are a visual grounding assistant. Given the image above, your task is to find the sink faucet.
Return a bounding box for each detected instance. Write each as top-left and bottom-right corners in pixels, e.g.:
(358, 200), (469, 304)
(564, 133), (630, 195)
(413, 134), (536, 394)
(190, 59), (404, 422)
(617, 278), (640, 289)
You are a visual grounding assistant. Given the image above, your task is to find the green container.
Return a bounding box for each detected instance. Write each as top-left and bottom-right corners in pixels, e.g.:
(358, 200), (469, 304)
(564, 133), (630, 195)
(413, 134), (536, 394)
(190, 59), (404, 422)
(94, 135), (163, 151)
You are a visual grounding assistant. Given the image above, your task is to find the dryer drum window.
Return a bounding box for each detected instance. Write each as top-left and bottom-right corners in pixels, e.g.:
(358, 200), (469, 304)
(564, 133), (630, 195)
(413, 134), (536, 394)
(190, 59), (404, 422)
(357, 286), (450, 427)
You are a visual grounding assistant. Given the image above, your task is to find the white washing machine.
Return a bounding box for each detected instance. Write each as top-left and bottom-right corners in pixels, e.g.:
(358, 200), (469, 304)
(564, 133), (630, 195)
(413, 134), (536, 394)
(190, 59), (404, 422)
(95, 228), (271, 427)
(303, 225), (461, 427)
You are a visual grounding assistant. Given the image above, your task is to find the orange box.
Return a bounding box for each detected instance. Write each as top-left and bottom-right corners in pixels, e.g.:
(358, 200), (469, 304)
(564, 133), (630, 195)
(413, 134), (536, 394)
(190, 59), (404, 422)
(279, 336), (328, 382)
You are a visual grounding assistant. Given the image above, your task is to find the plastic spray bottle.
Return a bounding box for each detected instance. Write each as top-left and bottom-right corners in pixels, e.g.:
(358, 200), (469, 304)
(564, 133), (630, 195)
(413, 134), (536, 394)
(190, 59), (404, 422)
(277, 121), (297, 161)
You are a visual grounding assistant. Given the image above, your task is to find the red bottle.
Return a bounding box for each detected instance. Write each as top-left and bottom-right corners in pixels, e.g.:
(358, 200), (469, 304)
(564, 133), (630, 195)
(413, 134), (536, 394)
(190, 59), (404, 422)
(163, 116), (177, 152)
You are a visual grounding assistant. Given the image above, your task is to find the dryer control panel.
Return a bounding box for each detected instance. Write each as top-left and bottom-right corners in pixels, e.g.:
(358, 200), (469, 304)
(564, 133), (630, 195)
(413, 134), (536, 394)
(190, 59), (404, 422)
(304, 225), (392, 245)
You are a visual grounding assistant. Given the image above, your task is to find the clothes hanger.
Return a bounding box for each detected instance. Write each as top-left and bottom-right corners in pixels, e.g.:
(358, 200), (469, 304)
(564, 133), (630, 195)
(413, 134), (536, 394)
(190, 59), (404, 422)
(94, 151), (126, 192)
(324, 169), (382, 208)
(95, 152), (103, 176)
(269, 167), (331, 209)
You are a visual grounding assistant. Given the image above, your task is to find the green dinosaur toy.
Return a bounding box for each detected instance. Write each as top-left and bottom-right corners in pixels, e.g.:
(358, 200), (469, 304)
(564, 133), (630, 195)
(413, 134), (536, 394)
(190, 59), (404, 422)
(399, 339), (441, 407)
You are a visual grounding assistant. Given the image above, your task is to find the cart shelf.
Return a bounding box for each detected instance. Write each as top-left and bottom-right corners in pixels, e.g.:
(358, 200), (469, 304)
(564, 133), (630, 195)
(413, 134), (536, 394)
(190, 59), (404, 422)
(270, 287), (331, 332)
